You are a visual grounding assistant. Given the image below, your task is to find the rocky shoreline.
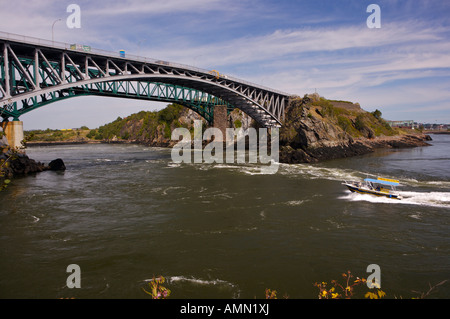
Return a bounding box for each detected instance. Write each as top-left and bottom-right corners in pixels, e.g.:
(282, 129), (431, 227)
(279, 133), (432, 164)
(25, 140), (99, 147)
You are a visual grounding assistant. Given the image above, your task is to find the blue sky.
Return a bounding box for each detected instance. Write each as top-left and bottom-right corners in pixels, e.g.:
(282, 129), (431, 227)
(1, 0), (449, 129)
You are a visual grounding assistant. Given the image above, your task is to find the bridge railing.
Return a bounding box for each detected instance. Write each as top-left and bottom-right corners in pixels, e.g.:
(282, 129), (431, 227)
(0, 31), (290, 97)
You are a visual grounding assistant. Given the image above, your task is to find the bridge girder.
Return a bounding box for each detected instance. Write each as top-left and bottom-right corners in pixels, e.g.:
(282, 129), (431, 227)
(0, 33), (291, 127)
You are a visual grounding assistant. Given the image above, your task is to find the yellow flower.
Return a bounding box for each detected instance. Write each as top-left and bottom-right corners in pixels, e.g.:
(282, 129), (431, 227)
(365, 292), (376, 299)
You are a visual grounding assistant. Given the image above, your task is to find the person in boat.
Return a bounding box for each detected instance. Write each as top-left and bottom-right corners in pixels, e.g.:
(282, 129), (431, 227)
(376, 186), (381, 191)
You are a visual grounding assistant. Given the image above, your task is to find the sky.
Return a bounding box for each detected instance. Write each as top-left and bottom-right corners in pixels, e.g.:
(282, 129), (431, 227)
(0, 0), (449, 129)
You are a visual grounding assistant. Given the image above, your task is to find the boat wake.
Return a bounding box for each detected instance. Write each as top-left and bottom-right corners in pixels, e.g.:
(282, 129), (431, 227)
(279, 163), (362, 181)
(340, 190), (450, 208)
(399, 191), (450, 208)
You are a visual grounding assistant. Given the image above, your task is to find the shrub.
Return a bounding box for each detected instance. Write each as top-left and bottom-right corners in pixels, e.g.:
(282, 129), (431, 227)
(86, 130), (97, 139)
(371, 109), (382, 120)
(314, 270), (385, 299)
(354, 114), (367, 131)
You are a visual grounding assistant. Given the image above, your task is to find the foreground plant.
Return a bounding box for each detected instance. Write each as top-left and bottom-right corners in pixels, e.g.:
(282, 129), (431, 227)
(0, 145), (13, 191)
(1, 136), (30, 191)
(265, 288), (277, 299)
(314, 270), (386, 299)
(142, 276), (171, 299)
(411, 280), (448, 299)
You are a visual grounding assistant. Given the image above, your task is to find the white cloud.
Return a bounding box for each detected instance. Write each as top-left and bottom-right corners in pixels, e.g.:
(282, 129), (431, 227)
(86, 0), (227, 16)
(2, 1), (449, 126)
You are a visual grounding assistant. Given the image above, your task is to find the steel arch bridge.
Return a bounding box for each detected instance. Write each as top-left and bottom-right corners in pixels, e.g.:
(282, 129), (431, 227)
(0, 32), (291, 127)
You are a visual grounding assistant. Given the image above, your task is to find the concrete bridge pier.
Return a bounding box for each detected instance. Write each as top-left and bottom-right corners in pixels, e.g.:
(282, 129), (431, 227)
(213, 105), (228, 142)
(1, 120), (24, 150)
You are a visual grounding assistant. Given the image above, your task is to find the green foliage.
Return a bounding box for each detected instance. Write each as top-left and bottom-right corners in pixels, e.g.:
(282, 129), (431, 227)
(25, 128), (91, 142)
(121, 131), (130, 140)
(86, 130), (97, 139)
(91, 103), (187, 141)
(354, 114), (366, 131)
(307, 97), (398, 138)
(337, 115), (359, 136)
(312, 98), (335, 118)
(163, 123), (172, 139)
(328, 99), (354, 104)
(158, 104), (183, 123)
(97, 116), (125, 140)
(371, 109), (382, 120)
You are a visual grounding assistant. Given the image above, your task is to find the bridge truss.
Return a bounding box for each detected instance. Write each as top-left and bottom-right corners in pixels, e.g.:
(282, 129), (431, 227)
(1, 32), (290, 127)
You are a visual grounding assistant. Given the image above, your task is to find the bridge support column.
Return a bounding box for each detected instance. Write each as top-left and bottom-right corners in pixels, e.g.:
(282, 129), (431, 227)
(1, 120), (24, 150)
(213, 105), (228, 142)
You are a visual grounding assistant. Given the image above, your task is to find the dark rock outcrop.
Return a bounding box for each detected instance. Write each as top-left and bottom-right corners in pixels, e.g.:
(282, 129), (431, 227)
(48, 158), (66, 171)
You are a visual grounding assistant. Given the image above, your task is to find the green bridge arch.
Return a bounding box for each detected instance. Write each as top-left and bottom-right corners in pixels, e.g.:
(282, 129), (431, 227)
(1, 34), (289, 127)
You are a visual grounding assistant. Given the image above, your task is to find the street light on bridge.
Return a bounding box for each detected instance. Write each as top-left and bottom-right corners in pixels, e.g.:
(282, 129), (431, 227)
(52, 19), (62, 45)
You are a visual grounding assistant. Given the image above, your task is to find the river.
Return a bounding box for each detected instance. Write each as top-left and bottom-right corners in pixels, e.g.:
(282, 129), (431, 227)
(1, 134), (449, 299)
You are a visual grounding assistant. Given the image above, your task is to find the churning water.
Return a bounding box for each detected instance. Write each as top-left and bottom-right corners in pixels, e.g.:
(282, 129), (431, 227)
(1, 135), (449, 298)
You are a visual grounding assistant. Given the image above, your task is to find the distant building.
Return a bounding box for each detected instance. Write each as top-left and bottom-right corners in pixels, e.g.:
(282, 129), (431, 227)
(387, 120), (416, 129)
(422, 123), (449, 131)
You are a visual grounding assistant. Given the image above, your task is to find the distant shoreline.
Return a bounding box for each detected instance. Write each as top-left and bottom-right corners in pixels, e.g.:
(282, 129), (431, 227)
(26, 140), (137, 147)
(25, 131), (448, 148)
(425, 131), (450, 135)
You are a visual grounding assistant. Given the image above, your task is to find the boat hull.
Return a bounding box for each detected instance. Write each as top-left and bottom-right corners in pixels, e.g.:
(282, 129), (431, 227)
(345, 184), (402, 200)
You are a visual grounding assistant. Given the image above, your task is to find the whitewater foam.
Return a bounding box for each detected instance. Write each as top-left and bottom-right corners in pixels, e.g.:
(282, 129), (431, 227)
(340, 190), (450, 208)
(279, 163), (363, 182)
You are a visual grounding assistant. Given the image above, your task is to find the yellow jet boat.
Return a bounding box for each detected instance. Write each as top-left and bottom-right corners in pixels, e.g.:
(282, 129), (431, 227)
(343, 177), (402, 200)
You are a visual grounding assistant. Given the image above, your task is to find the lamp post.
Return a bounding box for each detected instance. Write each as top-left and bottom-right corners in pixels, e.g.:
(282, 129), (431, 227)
(52, 18), (62, 45)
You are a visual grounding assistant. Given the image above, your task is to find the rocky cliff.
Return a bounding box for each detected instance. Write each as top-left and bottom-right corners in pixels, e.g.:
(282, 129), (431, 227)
(279, 95), (431, 164)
